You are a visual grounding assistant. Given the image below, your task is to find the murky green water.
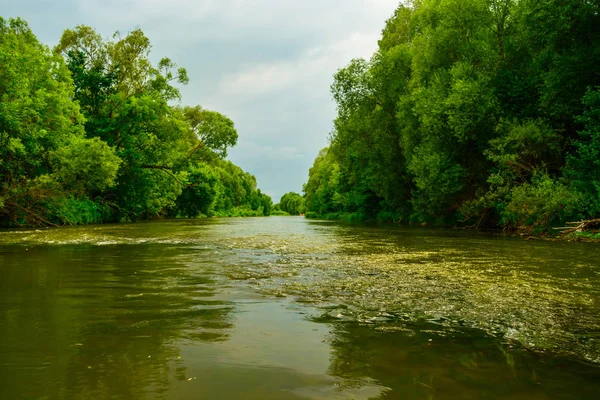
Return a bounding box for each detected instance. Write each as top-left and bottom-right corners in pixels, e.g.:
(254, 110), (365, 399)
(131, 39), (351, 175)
(1, 217), (599, 399)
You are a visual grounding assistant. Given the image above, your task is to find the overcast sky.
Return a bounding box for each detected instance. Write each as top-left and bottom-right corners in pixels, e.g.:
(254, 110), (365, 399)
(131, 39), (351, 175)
(2, 0), (399, 202)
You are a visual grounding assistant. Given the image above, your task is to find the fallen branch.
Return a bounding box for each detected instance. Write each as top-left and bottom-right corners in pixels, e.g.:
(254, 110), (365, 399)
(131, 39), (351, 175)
(5, 201), (58, 227)
(553, 219), (600, 235)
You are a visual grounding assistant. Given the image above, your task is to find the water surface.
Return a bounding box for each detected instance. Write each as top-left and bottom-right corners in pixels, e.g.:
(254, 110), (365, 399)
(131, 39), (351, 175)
(1, 217), (599, 399)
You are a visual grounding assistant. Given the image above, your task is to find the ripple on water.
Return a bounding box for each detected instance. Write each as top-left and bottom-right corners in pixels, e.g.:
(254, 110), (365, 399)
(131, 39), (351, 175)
(1, 218), (599, 365)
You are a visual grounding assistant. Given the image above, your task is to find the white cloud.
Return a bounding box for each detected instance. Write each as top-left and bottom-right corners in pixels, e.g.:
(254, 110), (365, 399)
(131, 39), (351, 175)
(234, 142), (307, 161)
(77, 0), (392, 25)
(78, 0), (218, 23)
(214, 31), (380, 99)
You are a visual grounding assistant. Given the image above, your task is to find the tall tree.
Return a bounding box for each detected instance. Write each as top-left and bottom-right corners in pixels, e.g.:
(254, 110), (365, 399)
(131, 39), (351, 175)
(304, 0), (600, 229)
(0, 18), (120, 226)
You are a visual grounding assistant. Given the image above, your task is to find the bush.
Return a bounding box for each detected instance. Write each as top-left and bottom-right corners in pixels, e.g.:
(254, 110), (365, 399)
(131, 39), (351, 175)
(502, 173), (583, 231)
(45, 196), (112, 225)
(213, 205), (265, 218)
(270, 209), (291, 216)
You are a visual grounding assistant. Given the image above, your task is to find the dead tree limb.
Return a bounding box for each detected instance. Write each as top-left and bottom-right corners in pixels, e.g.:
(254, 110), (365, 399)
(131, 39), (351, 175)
(552, 219), (600, 235)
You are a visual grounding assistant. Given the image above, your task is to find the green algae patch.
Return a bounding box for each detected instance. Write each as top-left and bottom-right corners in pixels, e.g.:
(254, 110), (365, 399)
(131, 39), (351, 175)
(216, 223), (600, 364)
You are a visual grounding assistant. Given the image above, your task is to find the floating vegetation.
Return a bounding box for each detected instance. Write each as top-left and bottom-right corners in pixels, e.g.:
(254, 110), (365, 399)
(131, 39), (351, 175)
(2, 218), (599, 364)
(215, 223), (600, 364)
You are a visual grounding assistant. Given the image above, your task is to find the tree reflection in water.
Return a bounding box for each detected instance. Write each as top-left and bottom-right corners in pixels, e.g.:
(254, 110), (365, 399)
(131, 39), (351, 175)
(321, 318), (600, 399)
(0, 244), (234, 400)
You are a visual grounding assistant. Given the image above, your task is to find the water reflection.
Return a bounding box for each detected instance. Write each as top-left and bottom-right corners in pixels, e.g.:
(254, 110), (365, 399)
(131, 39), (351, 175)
(323, 320), (600, 399)
(0, 243), (234, 400)
(1, 218), (600, 399)
(245, 220), (600, 363)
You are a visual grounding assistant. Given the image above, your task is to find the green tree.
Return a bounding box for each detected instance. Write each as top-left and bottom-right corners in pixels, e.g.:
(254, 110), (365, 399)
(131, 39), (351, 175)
(566, 88), (600, 216)
(51, 136), (121, 194)
(55, 26), (199, 220)
(1, 18), (269, 226)
(0, 18), (119, 226)
(279, 192), (305, 215)
(170, 164), (219, 218)
(304, 0), (600, 229)
(303, 148), (343, 215)
(183, 106), (238, 159)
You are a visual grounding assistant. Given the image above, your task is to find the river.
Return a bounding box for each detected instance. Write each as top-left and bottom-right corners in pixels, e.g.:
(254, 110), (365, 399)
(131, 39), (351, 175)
(0, 217), (599, 399)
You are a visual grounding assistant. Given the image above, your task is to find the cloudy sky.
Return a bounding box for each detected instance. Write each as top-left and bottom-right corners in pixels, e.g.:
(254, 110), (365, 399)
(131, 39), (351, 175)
(2, 0), (399, 202)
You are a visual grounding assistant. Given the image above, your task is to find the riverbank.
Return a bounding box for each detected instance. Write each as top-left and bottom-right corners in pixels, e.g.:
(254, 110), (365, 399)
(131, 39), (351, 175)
(304, 213), (600, 243)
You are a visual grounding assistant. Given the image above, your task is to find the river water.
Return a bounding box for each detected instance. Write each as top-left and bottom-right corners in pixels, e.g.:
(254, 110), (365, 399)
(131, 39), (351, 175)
(0, 217), (599, 399)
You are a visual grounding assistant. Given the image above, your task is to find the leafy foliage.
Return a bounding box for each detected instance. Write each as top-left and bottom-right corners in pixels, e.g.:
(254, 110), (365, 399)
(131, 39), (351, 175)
(304, 0), (600, 230)
(279, 192), (305, 215)
(0, 19), (270, 226)
(566, 88), (600, 215)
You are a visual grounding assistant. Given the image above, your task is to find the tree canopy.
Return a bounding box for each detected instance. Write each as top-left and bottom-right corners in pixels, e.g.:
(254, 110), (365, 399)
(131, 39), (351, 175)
(0, 19), (271, 226)
(304, 0), (600, 230)
(279, 192), (305, 215)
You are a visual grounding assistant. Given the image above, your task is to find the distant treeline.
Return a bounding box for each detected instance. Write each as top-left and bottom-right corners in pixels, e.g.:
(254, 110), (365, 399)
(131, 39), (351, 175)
(272, 192), (305, 216)
(0, 18), (272, 227)
(303, 0), (600, 231)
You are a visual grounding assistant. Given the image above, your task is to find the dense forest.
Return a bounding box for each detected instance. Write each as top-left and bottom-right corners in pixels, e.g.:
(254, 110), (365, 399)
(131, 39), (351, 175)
(303, 0), (600, 231)
(0, 18), (272, 227)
